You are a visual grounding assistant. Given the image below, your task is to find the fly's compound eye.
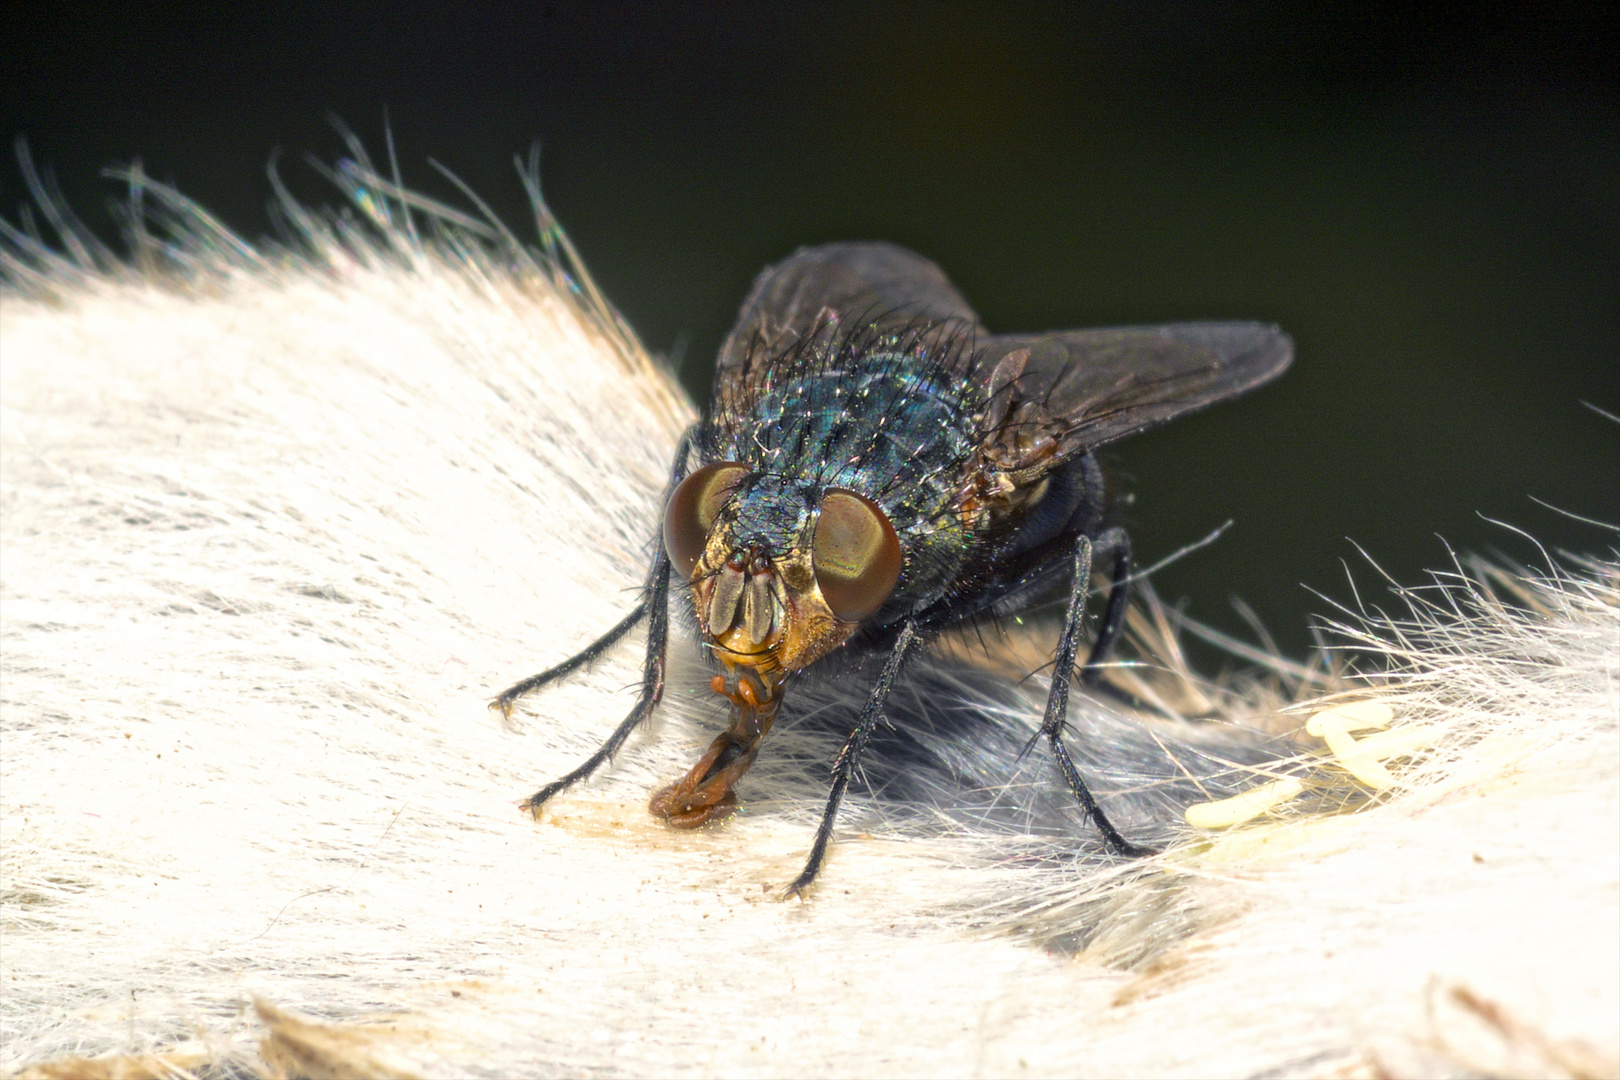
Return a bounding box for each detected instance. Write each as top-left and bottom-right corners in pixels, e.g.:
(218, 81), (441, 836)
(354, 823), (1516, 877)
(663, 463), (751, 578)
(812, 489), (902, 622)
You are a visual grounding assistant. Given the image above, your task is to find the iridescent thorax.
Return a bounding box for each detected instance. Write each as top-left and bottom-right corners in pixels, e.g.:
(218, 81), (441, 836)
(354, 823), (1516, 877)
(710, 356), (982, 630)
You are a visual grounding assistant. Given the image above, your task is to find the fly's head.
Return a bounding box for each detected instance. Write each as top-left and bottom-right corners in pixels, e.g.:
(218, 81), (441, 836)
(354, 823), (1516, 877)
(662, 463), (903, 683)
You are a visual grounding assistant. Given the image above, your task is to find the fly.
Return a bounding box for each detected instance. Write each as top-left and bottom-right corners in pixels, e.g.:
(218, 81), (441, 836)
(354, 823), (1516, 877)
(493, 243), (1292, 896)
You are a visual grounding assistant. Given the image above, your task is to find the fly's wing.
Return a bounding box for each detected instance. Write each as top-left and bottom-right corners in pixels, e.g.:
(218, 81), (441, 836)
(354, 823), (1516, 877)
(714, 243), (983, 412)
(972, 323), (1293, 478)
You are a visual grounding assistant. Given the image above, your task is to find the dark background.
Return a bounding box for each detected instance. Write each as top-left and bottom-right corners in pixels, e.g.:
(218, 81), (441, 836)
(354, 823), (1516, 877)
(6, 1), (1616, 662)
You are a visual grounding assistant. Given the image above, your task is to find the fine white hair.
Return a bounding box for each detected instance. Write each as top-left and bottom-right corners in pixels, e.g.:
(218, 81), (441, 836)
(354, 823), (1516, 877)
(2, 138), (1615, 1079)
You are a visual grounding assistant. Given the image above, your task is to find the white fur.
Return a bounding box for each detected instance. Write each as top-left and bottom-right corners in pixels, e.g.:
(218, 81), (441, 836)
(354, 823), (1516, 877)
(1, 158), (1614, 1078)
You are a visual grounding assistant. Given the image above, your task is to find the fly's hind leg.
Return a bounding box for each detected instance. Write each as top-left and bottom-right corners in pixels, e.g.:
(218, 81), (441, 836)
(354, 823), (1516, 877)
(1040, 531), (1155, 857)
(1079, 525), (1131, 686)
(1078, 532), (1207, 717)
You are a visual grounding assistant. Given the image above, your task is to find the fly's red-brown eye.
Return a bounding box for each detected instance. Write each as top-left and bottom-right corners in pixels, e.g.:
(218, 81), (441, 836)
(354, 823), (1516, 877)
(663, 463), (751, 577)
(812, 489), (902, 622)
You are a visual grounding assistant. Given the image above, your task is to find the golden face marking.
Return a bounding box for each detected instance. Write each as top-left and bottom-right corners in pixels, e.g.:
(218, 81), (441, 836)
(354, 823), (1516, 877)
(693, 533), (856, 678)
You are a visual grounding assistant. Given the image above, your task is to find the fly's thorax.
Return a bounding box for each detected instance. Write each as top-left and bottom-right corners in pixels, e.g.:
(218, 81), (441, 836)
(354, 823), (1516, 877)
(706, 360), (983, 616)
(727, 473), (807, 552)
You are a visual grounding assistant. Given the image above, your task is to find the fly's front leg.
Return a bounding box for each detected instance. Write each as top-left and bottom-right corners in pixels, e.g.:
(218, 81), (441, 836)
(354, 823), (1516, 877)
(490, 602), (648, 718)
(1042, 532), (1154, 857)
(522, 554), (673, 815)
(518, 424), (700, 817)
(785, 621), (919, 898)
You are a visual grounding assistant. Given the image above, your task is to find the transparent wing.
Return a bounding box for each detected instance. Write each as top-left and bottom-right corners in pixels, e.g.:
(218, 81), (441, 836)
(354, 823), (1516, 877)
(713, 243), (982, 409)
(972, 323), (1293, 473)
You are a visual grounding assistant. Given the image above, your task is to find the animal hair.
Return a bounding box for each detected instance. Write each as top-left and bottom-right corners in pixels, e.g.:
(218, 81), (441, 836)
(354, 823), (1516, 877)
(1, 140), (1615, 1079)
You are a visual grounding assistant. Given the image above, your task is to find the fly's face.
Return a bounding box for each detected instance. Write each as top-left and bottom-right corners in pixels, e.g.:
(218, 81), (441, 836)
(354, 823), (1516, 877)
(647, 461), (905, 829)
(663, 463), (903, 679)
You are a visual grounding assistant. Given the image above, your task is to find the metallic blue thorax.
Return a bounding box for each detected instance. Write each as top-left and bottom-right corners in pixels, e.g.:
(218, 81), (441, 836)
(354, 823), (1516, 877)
(712, 352), (980, 616)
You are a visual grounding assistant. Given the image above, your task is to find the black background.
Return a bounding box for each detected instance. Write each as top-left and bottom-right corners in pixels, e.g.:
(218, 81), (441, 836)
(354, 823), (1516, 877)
(6, 1), (1617, 661)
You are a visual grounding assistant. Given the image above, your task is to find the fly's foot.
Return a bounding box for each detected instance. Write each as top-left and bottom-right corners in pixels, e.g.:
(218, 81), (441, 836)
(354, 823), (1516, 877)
(520, 776), (573, 820)
(782, 870), (817, 901)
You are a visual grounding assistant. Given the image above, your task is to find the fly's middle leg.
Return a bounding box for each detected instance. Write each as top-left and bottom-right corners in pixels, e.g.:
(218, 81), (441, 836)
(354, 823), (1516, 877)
(785, 621), (919, 898)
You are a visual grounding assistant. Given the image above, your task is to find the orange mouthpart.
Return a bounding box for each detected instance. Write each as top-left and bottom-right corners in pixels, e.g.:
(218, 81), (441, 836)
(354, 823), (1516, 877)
(649, 665), (781, 828)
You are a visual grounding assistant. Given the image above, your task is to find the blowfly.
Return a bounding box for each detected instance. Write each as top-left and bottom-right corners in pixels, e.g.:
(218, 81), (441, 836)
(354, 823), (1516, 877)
(494, 243), (1292, 895)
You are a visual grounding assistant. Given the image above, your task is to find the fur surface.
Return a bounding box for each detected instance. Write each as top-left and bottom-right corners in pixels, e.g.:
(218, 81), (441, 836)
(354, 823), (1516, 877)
(1, 151), (1615, 1079)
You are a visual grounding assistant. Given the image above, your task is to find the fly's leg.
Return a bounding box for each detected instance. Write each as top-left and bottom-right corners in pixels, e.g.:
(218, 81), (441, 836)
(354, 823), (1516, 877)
(785, 621), (919, 898)
(1078, 533), (1195, 716)
(512, 423), (700, 817)
(1079, 525), (1132, 686)
(1042, 532), (1155, 857)
(521, 556), (673, 816)
(489, 602), (648, 718)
